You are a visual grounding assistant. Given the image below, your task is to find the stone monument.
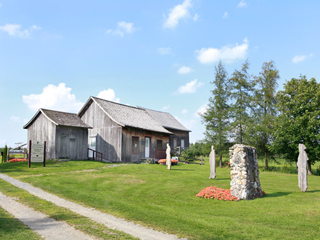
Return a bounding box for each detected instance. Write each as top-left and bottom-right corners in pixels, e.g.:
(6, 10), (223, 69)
(229, 144), (263, 200)
(297, 143), (308, 192)
(166, 143), (171, 170)
(209, 145), (216, 179)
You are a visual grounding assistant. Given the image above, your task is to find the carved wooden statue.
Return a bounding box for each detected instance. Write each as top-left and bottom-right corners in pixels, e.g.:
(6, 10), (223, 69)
(209, 145), (216, 179)
(166, 143), (171, 170)
(297, 143), (308, 192)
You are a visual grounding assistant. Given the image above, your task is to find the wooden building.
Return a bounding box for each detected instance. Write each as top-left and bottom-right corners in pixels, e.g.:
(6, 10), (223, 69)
(23, 109), (91, 160)
(142, 108), (191, 152)
(79, 96), (191, 162)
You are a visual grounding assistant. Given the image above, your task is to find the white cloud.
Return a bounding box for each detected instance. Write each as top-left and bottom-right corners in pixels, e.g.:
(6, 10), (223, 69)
(196, 103), (208, 117)
(177, 79), (204, 94)
(22, 83), (83, 113)
(292, 54), (313, 63)
(162, 105), (170, 111)
(193, 13), (199, 21)
(158, 47), (173, 55)
(106, 21), (136, 37)
(196, 38), (249, 64)
(237, 0), (247, 8)
(163, 0), (192, 29)
(177, 66), (193, 74)
(97, 89), (120, 103)
(182, 109), (188, 114)
(223, 12), (229, 18)
(10, 116), (20, 122)
(0, 24), (41, 38)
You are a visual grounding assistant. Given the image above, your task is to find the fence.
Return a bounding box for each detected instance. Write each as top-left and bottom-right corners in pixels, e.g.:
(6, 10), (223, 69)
(87, 148), (103, 161)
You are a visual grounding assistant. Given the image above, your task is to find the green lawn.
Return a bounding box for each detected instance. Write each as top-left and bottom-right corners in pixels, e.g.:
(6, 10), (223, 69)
(0, 160), (320, 239)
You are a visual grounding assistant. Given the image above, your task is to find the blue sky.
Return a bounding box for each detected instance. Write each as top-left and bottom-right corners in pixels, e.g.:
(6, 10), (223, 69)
(1, 0), (319, 148)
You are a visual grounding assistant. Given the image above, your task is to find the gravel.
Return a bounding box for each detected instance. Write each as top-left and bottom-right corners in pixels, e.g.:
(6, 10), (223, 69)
(0, 192), (96, 240)
(0, 173), (184, 240)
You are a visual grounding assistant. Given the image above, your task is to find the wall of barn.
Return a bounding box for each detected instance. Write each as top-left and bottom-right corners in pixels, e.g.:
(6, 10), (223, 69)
(55, 126), (88, 160)
(80, 100), (122, 162)
(26, 113), (57, 159)
(167, 129), (190, 152)
(121, 127), (170, 163)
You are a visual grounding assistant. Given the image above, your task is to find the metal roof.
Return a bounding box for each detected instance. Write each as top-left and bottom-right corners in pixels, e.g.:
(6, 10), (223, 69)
(91, 97), (172, 134)
(23, 109), (92, 129)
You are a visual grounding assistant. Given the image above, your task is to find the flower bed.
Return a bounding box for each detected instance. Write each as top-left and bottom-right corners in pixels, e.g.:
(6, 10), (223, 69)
(8, 158), (28, 163)
(158, 159), (178, 163)
(196, 186), (239, 201)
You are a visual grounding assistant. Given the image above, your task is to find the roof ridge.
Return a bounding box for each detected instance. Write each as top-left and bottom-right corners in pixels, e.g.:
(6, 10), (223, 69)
(92, 96), (141, 110)
(136, 106), (170, 114)
(40, 108), (78, 115)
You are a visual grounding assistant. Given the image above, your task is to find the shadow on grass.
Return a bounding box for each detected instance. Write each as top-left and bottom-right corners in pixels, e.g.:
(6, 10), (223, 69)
(213, 178), (231, 181)
(304, 190), (320, 193)
(171, 169), (194, 171)
(264, 192), (291, 198)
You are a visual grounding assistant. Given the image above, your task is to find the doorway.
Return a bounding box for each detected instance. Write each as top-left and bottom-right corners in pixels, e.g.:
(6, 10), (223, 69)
(88, 136), (96, 158)
(145, 137), (150, 158)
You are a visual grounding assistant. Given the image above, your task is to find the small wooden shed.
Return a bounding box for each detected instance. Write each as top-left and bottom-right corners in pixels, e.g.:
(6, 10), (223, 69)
(23, 109), (91, 160)
(78, 96), (191, 162)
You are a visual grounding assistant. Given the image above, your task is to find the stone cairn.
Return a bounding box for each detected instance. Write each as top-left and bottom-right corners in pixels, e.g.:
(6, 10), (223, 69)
(229, 144), (263, 200)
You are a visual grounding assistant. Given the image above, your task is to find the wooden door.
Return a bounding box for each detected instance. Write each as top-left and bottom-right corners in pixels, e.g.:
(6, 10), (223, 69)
(145, 137), (150, 158)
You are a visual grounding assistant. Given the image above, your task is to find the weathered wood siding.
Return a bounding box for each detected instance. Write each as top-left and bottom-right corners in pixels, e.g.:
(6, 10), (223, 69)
(26, 113), (56, 159)
(80, 100), (122, 161)
(122, 127), (170, 162)
(167, 129), (190, 150)
(55, 126), (88, 160)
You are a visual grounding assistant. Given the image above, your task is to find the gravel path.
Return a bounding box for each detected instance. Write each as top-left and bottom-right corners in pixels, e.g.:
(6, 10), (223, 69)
(0, 173), (184, 240)
(0, 192), (95, 240)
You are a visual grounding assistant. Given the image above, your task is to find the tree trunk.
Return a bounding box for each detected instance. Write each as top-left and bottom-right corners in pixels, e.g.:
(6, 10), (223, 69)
(307, 161), (313, 175)
(219, 155), (222, 168)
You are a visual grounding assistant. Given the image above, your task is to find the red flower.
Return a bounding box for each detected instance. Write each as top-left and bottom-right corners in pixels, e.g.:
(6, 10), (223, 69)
(196, 186), (239, 201)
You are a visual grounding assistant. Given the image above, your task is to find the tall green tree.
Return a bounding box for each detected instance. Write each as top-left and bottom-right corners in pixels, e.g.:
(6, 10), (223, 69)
(3, 145), (7, 162)
(270, 76), (320, 174)
(201, 61), (230, 167)
(229, 60), (254, 144)
(252, 61), (279, 170)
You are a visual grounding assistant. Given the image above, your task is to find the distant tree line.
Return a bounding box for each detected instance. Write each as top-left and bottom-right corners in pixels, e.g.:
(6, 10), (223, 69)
(185, 60), (320, 174)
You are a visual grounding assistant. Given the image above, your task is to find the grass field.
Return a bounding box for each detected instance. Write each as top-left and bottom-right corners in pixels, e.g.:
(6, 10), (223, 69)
(0, 160), (320, 239)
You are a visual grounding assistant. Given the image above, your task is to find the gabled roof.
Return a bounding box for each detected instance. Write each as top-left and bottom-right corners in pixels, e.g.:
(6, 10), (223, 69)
(23, 109), (92, 129)
(141, 108), (191, 132)
(79, 97), (172, 134)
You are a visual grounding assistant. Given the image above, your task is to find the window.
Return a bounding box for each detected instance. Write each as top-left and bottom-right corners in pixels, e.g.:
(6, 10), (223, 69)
(173, 138), (178, 148)
(157, 140), (162, 149)
(132, 137), (139, 154)
(181, 139), (185, 149)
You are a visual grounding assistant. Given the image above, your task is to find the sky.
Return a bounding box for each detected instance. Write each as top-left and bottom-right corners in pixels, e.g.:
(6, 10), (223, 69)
(1, 0), (319, 148)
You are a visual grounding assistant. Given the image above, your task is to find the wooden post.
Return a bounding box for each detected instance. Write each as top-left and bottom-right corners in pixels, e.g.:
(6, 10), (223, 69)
(43, 141), (46, 167)
(201, 156), (203, 166)
(28, 140), (31, 168)
(6, 148), (9, 163)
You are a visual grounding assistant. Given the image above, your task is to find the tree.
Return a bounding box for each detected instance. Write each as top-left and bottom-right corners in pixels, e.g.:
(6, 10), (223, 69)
(252, 61), (279, 170)
(229, 60), (254, 144)
(201, 61), (230, 167)
(270, 76), (320, 174)
(3, 145), (7, 162)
